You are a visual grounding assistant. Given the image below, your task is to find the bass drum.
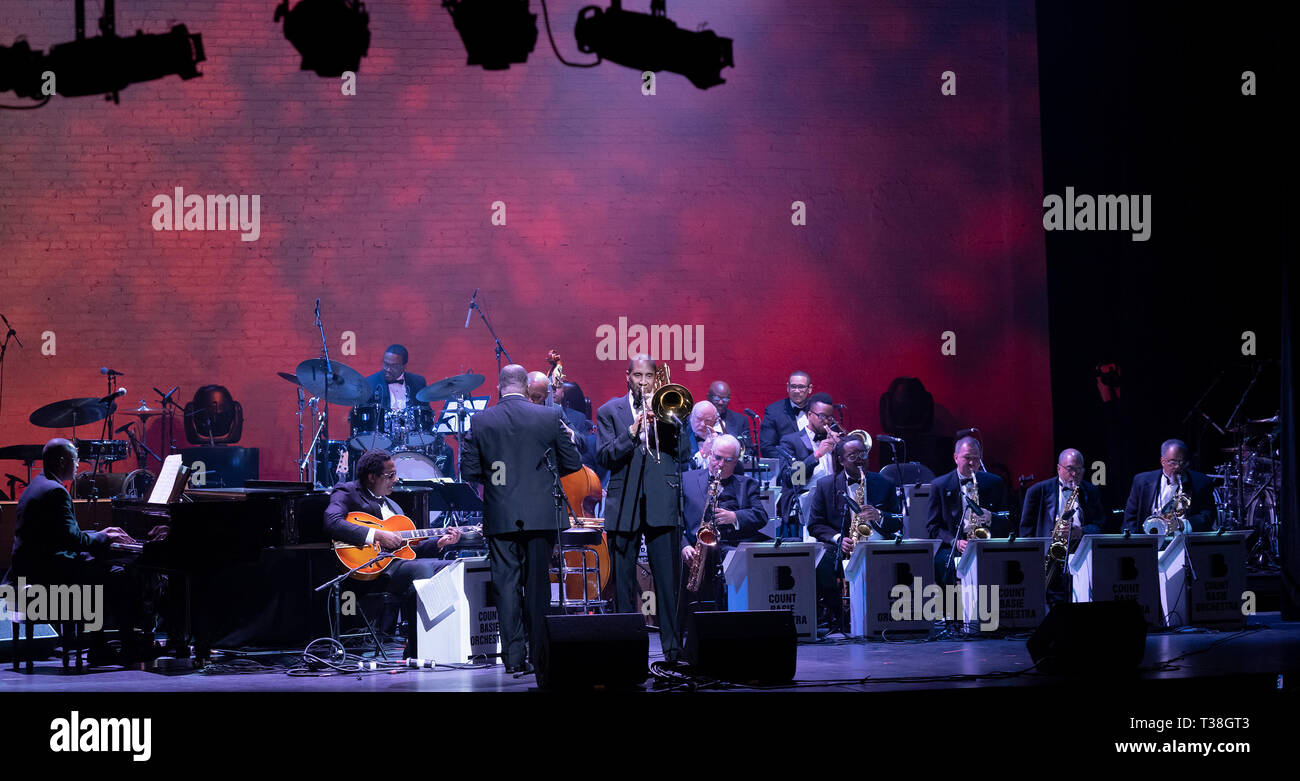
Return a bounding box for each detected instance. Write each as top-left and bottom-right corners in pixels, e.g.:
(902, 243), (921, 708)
(392, 450), (444, 481)
(122, 469), (157, 501)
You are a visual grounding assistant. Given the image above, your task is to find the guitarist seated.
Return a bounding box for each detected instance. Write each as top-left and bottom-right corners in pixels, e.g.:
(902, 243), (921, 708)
(324, 449), (461, 656)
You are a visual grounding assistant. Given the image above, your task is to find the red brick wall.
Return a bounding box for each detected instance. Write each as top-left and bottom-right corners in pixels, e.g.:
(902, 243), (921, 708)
(0, 0), (1051, 481)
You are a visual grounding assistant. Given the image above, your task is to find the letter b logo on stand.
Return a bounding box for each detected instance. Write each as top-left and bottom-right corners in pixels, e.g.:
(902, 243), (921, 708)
(775, 566), (795, 591)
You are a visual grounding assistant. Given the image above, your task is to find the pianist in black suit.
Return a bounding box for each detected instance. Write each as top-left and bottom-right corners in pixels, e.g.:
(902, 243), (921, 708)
(679, 435), (768, 610)
(1121, 439), (1217, 533)
(926, 436), (1008, 585)
(323, 449), (461, 656)
(7, 439), (143, 665)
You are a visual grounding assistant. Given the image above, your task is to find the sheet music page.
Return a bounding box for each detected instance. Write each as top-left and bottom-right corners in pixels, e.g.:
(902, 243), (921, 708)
(148, 454), (185, 504)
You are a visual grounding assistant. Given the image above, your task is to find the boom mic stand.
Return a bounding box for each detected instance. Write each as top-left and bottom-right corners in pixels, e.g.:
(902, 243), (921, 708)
(467, 293), (512, 375)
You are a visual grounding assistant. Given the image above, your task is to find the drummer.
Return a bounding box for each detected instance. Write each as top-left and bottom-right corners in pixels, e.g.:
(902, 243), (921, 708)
(364, 344), (431, 414)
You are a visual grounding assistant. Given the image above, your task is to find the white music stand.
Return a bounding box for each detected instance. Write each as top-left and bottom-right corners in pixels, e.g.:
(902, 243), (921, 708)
(1069, 534), (1163, 628)
(955, 538), (1049, 632)
(723, 541), (822, 642)
(1158, 530), (1250, 629)
(435, 396), (490, 435)
(845, 538), (940, 637)
(412, 556), (501, 663)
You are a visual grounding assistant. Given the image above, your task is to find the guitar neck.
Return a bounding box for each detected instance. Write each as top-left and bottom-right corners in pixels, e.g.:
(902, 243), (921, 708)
(399, 526), (462, 541)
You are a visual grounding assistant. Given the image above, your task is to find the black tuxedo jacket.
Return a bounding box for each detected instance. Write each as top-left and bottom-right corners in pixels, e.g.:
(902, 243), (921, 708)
(1019, 477), (1107, 538)
(597, 394), (691, 533)
(460, 395), (583, 536)
(926, 469), (1009, 545)
(559, 405), (598, 471)
(807, 470), (901, 546)
(777, 429), (831, 492)
(10, 473), (109, 580)
(363, 370), (430, 411)
(759, 398), (804, 456)
(679, 469), (767, 549)
(718, 408), (752, 447)
(1121, 469), (1217, 533)
(324, 480), (403, 548)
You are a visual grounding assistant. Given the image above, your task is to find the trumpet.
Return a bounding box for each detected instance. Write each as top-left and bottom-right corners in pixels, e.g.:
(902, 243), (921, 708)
(826, 419), (873, 458)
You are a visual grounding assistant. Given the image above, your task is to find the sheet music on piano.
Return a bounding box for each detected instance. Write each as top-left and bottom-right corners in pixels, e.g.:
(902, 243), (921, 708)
(149, 454), (189, 505)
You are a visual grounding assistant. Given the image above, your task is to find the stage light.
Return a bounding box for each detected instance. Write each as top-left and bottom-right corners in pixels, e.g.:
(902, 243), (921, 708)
(0, 3), (204, 105)
(574, 1), (733, 89)
(274, 0), (371, 77)
(442, 0), (539, 70)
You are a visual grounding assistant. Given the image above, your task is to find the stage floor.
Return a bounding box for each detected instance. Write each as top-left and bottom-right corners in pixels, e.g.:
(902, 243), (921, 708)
(3, 612), (1297, 694)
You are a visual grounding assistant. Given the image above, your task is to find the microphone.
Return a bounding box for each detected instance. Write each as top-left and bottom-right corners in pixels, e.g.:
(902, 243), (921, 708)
(155, 386), (179, 404)
(876, 435), (903, 444)
(100, 388), (127, 404)
(315, 298), (321, 317)
(1, 313), (22, 347)
(742, 408), (759, 420)
(464, 288), (479, 328)
(99, 367), (125, 376)
(833, 403), (847, 410)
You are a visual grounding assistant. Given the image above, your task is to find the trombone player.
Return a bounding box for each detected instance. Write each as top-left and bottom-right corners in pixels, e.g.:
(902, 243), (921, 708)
(596, 354), (692, 662)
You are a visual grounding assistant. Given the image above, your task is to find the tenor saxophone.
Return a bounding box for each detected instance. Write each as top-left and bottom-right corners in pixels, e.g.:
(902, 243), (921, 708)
(1046, 483), (1080, 576)
(962, 477), (991, 540)
(686, 471), (722, 592)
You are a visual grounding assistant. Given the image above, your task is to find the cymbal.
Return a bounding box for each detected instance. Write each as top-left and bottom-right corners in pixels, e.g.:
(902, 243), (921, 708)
(0, 444), (44, 463)
(277, 371), (303, 386)
(29, 397), (116, 428)
(121, 405), (163, 419)
(295, 359), (370, 406)
(1248, 415), (1279, 424)
(417, 373), (485, 403)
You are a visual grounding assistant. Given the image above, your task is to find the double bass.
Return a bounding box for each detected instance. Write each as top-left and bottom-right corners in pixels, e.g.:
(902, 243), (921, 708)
(547, 349), (612, 601)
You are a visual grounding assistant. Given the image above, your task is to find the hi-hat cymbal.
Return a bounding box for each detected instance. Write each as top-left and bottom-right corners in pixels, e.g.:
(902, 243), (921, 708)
(121, 405), (163, 419)
(417, 373), (485, 403)
(29, 397), (116, 428)
(295, 359), (370, 406)
(0, 444), (44, 463)
(278, 371), (303, 386)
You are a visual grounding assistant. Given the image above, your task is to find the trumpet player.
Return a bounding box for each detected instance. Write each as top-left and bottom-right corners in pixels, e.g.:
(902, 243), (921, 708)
(1121, 439), (1217, 534)
(596, 354), (692, 661)
(777, 393), (839, 492)
(679, 435), (767, 608)
(926, 436), (1008, 585)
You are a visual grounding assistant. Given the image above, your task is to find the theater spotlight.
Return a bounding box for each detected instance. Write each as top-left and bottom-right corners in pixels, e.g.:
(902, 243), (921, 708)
(442, 0), (539, 70)
(0, 2), (203, 105)
(274, 0), (371, 77)
(574, 1), (733, 89)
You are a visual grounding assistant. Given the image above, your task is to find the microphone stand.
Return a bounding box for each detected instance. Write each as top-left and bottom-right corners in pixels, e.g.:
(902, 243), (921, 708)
(467, 296), (512, 375)
(0, 313), (20, 418)
(317, 551), (396, 658)
(314, 302), (333, 483)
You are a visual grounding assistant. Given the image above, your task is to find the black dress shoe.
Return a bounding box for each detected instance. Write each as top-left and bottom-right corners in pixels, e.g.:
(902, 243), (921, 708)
(505, 662), (535, 675)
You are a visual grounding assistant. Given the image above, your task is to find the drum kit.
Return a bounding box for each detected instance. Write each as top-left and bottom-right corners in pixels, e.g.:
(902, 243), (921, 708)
(1211, 414), (1282, 568)
(1, 380), (178, 501)
(278, 359), (486, 486)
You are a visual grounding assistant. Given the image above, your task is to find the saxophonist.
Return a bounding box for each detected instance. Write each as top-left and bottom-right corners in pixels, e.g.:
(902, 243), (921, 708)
(597, 354), (692, 661)
(679, 435), (768, 610)
(1019, 449), (1106, 603)
(926, 436), (1008, 585)
(1121, 439), (1217, 534)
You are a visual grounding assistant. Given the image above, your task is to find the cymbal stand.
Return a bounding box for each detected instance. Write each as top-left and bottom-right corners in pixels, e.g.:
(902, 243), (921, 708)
(155, 386), (182, 455)
(313, 299), (332, 471)
(296, 386), (307, 483)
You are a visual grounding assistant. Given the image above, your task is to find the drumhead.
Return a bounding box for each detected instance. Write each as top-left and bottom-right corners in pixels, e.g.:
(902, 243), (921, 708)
(393, 450), (443, 481)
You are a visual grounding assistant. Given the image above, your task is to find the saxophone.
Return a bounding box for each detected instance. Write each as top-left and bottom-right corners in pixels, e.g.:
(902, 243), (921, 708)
(1142, 477), (1191, 537)
(850, 478), (872, 547)
(962, 476), (991, 540)
(1046, 483), (1080, 575)
(686, 471), (723, 592)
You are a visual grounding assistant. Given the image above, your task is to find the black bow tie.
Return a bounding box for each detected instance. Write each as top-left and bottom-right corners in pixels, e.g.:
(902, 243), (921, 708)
(959, 477), (974, 486)
(813, 432), (827, 442)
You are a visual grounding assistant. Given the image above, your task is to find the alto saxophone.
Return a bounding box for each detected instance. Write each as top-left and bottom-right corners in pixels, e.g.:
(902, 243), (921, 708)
(1046, 483), (1080, 576)
(850, 478), (871, 548)
(962, 477), (991, 540)
(686, 471), (723, 593)
(1142, 478), (1191, 537)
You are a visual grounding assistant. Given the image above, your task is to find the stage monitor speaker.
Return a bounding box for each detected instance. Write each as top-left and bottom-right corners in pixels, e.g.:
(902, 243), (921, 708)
(685, 610), (796, 684)
(1026, 601), (1147, 675)
(537, 613), (648, 690)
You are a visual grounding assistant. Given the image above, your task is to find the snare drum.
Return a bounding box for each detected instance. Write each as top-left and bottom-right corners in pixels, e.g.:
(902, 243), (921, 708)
(348, 405), (392, 451)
